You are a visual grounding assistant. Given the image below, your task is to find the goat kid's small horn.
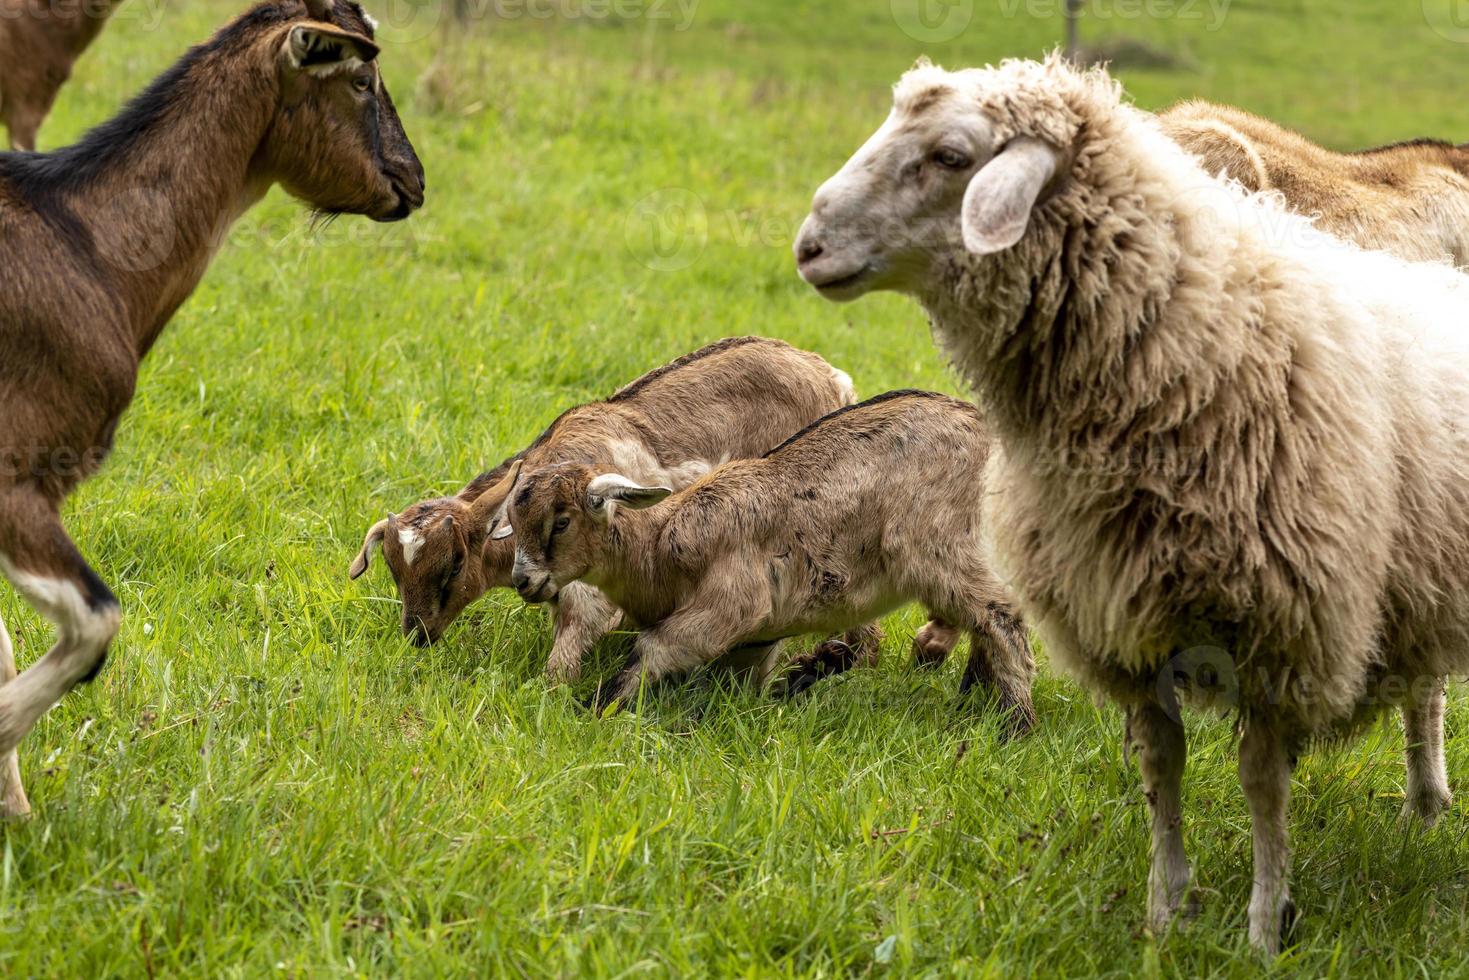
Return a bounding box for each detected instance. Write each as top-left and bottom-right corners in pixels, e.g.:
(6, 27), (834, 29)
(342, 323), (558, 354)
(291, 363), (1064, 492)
(303, 0), (335, 20)
(349, 516), (391, 580)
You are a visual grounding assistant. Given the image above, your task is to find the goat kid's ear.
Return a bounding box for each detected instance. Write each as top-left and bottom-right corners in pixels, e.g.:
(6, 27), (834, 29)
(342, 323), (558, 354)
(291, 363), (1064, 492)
(587, 474), (673, 519)
(961, 137), (1061, 255)
(284, 24), (379, 74)
(349, 517), (391, 580)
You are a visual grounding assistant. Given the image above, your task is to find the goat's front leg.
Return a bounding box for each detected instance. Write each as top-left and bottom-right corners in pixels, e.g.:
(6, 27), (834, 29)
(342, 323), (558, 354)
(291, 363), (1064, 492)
(1402, 678), (1451, 826)
(0, 493), (121, 761)
(0, 609), (28, 818)
(590, 570), (763, 715)
(1126, 702), (1192, 934)
(545, 583), (623, 684)
(1239, 718), (1296, 954)
(782, 622), (883, 698)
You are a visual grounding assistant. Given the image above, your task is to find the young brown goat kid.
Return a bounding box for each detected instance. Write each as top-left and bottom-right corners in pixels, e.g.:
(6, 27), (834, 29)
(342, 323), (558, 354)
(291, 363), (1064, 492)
(349, 337), (884, 682)
(0, 0), (122, 150)
(503, 391), (1036, 732)
(1161, 101), (1469, 265)
(0, 0), (424, 817)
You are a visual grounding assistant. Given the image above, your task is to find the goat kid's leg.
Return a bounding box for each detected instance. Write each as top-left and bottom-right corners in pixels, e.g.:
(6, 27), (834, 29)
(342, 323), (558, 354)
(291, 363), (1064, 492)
(0, 501), (121, 760)
(912, 618), (960, 668)
(957, 607), (1036, 736)
(1127, 703), (1192, 934)
(1402, 678), (1451, 826)
(545, 583), (621, 684)
(782, 622), (882, 698)
(0, 609), (28, 818)
(1239, 719), (1296, 955)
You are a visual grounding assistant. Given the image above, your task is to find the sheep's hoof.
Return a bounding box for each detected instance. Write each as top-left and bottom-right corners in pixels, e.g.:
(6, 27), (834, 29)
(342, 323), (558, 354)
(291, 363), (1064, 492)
(1400, 790), (1452, 828)
(911, 632), (950, 668)
(779, 643), (853, 698)
(1, 794), (31, 821)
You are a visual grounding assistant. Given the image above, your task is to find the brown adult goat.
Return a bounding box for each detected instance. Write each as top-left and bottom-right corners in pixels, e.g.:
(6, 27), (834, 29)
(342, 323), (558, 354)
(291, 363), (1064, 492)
(0, 0), (424, 817)
(0, 0), (122, 150)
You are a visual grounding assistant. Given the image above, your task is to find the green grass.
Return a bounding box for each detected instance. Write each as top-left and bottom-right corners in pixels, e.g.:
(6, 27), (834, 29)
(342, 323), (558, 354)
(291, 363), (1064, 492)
(5, 0), (1469, 974)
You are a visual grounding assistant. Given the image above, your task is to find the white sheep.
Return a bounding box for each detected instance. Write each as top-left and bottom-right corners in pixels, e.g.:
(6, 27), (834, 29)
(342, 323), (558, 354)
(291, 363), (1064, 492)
(795, 54), (1469, 953)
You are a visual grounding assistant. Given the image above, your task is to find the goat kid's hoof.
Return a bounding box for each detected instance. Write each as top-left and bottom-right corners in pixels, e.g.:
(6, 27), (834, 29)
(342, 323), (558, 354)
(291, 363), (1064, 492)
(1, 794), (31, 821)
(1248, 897), (1296, 956)
(1400, 791), (1452, 828)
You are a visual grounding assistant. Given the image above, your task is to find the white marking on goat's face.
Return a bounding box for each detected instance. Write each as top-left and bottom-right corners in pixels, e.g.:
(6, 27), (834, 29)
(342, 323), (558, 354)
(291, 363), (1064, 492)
(795, 64), (1004, 299)
(399, 527), (425, 567)
(363, 11), (379, 32)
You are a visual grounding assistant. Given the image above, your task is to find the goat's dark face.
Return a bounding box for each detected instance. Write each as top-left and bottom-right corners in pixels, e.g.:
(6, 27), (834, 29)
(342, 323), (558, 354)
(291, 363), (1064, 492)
(349, 464), (522, 646)
(504, 464), (671, 604)
(263, 1), (425, 222)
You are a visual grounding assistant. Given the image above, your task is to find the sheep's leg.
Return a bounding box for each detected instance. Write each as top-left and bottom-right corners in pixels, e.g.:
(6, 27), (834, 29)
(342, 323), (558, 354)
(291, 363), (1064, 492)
(1239, 719), (1296, 955)
(1402, 678), (1451, 825)
(1127, 703), (1192, 934)
(545, 582), (622, 684)
(0, 609), (28, 818)
(957, 607), (1036, 736)
(781, 622), (883, 698)
(912, 618), (960, 668)
(0, 494), (121, 761)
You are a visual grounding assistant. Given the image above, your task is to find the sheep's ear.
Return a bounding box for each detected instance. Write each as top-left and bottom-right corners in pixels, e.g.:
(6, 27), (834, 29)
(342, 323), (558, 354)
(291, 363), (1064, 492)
(284, 24), (379, 74)
(587, 474), (672, 520)
(961, 137), (1061, 255)
(349, 516), (391, 579)
(471, 460), (525, 541)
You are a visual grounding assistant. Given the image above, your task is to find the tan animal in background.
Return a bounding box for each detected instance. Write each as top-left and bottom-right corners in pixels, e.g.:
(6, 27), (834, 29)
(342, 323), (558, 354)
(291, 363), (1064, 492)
(0, 0), (423, 819)
(499, 391), (1037, 734)
(1161, 100), (1469, 265)
(0, 0), (123, 150)
(350, 337), (895, 683)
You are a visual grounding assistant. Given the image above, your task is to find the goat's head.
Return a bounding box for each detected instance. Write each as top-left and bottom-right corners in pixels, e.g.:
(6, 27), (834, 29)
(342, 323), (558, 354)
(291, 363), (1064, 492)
(795, 56), (1089, 299)
(257, 0), (425, 222)
(499, 463), (671, 605)
(349, 462), (522, 646)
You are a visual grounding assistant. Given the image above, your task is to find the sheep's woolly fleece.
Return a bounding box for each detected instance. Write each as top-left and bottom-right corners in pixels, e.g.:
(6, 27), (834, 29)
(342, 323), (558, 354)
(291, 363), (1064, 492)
(914, 54), (1469, 736)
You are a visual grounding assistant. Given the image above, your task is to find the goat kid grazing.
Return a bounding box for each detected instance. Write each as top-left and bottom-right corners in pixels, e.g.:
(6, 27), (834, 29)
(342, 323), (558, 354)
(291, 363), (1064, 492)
(796, 55), (1469, 952)
(501, 391), (1036, 733)
(348, 337), (890, 683)
(0, 0), (424, 817)
(0, 0), (122, 150)
(1161, 100), (1469, 266)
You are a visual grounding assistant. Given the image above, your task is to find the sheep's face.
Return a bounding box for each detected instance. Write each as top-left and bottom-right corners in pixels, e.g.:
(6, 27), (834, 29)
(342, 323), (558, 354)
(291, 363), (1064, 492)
(504, 465), (671, 605)
(795, 60), (1073, 299)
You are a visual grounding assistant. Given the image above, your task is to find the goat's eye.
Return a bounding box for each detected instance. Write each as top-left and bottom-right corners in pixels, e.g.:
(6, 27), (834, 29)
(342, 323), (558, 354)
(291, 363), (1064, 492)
(353, 75), (372, 93)
(934, 148), (972, 170)
(553, 515), (571, 534)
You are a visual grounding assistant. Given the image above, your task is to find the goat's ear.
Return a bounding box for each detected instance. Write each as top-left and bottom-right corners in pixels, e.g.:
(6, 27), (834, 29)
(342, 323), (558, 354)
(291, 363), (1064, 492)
(587, 474), (673, 519)
(470, 459), (525, 541)
(284, 24), (379, 74)
(349, 517), (391, 580)
(961, 137), (1061, 255)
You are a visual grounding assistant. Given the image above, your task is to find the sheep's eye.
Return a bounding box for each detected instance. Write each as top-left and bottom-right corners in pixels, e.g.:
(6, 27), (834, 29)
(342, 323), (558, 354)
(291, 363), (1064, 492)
(353, 75), (372, 93)
(934, 148), (972, 170)
(552, 515), (572, 534)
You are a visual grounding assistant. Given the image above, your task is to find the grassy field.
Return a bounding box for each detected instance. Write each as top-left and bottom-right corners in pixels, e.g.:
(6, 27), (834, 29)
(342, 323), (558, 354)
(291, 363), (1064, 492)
(5, 0), (1469, 974)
